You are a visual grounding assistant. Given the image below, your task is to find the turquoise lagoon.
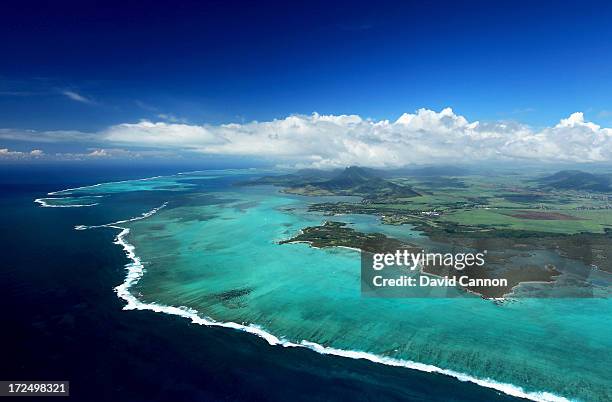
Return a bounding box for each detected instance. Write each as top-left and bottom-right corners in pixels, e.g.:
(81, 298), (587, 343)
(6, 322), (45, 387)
(43, 170), (611, 402)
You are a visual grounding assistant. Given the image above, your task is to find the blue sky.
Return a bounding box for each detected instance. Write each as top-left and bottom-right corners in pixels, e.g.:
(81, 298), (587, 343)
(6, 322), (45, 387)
(1, 1), (612, 166)
(3, 0), (612, 129)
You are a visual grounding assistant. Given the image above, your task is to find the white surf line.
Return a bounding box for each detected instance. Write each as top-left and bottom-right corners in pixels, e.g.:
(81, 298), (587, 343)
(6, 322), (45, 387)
(47, 175), (166, 195)
(34, 196), (103, 208)
(74, 202), (168, 231)
(177, 170), (209, 175)
(46, 168), (257, 196)
(44, 168), (261, 198)
(81, 211), (572, 402)
(35, 198), (99, 208)
(59, 173), (573, 402)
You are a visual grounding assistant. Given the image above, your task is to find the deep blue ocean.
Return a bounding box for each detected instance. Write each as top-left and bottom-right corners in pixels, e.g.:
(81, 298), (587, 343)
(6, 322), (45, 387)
(0, 164), (524, 402)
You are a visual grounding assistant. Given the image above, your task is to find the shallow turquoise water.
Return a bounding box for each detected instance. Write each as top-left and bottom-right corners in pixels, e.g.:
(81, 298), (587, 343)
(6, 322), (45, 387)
(65, 171), (611, 401)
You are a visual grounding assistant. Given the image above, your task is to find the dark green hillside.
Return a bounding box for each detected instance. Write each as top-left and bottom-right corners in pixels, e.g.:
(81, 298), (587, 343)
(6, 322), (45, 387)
(539, 170), (612, 192)
(239, 166), (419, 199)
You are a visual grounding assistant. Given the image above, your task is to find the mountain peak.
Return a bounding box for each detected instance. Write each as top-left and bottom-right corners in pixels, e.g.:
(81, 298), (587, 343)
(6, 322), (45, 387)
(335, 166), (378, 182)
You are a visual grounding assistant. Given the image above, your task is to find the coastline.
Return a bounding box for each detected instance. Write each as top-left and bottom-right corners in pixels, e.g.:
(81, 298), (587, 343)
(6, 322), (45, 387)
(44, 172), (574, 402)
(110, 216), (569, 402)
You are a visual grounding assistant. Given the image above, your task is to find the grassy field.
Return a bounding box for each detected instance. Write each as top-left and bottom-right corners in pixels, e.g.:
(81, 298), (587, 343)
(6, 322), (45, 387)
(366, 173), (612, 234)
(438, 208), (611, 234)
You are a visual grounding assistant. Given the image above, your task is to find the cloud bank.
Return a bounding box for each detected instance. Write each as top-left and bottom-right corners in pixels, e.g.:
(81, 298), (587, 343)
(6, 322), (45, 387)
(2, 108), (612, 167)
(103, 108), (612, 167)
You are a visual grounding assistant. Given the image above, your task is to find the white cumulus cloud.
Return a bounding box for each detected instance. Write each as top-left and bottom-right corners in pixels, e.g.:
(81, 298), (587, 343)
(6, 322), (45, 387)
(102, 108), (612, 167)
(2, 108), (611, 166)
(0, 148), (45, 159)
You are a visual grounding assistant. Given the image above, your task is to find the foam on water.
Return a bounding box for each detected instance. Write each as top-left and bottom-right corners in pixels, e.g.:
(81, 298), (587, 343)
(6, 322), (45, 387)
(34, 196), (101, 208)
(47, 176), (165, 195)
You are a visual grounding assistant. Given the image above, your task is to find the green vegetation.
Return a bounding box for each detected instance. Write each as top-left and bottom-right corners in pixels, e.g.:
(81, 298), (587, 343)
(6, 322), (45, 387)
(280, 221), (561, 298)
(538, 170), (612, 192)
(255, 166), (612, 276)
(279, 221), (409, 253)
(297, 169), (612, 235)
(242, 166), (419, 199)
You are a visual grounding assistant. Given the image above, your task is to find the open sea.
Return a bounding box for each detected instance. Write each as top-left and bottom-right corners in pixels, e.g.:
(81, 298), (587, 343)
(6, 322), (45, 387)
(1, 164), (610, 402)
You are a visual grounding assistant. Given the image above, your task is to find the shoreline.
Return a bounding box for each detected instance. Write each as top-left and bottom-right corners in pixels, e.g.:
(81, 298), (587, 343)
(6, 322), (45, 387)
(41, 173), (572, 402)
(111, 220), (569, 402)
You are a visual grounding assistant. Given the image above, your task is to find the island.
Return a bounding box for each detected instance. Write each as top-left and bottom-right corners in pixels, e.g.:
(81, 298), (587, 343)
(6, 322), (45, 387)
(243, 166), (612, 297)
(279, 220), (561, 298)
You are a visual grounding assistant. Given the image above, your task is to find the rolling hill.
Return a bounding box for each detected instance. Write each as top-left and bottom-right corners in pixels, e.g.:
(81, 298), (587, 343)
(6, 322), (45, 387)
(539, 170), (612, 192)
